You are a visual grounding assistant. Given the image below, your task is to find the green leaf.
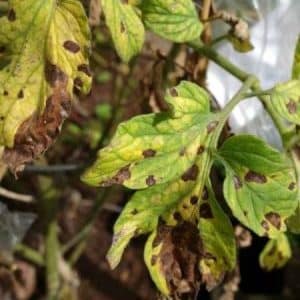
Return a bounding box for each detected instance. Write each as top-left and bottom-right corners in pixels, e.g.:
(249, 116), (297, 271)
(218, 135), (297, 238)
(102, 0), (145, 62)
(86, 81), (237, 296)
(259, 233), (291, 271)
(268, 80), (300, 125)
(292, 36), (300, 80)
(140, 0), (203, 42)
(82, 81), (215, 189)
(0, 0), (91, 171)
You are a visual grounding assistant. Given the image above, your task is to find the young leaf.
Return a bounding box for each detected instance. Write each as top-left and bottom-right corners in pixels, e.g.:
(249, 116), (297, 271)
(218, 135), (297, 238)
(85, 81), (237, 297)
(0, 0), (91, 172)
(259, 233), (291, 271)
(139, 0), (203, 42)
(292, 36), (300, 80)
(268, 80), (300, 125)
(102, 0), (145, 62)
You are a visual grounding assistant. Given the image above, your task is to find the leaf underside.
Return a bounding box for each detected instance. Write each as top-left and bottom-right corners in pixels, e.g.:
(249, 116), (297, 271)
(0, 0), (91, 172)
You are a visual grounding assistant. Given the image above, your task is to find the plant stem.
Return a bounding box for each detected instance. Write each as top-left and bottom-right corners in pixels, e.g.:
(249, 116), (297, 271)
(189, 40), (288, 137)
(14, 244), (44, 267)
(45, 220), (60, 300)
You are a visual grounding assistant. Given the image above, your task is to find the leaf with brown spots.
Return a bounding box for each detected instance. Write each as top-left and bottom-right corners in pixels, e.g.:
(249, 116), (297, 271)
(268, 80), (300, 125)
(102, 0), (145, 62)
(218, 135), (297, 238)
(0, 0), (91, 172)
(259, 233), (291, 271)
(107, 179), (236, 297)
(83, 81), (218, 188)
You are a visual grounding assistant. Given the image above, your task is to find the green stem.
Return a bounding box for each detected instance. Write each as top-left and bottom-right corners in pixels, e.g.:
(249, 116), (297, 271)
(14, 244), (44, 267)
(45, 220), (60, 300)
(189, 40), (289, 138)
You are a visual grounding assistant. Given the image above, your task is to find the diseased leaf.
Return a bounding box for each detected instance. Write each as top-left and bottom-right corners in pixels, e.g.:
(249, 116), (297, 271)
(139, 0), (203, 42)
(292, 36), (300, 80)
(102, 0), (145, 62)
(219, 135), (297, 238)
(286, 147), (300, 234)
(259, 233), (291, 271)
(86, 81), (237, 297)
(0, 0), (91, 172)
(82, 81), (215, 189)
(268, 80), (300, 125)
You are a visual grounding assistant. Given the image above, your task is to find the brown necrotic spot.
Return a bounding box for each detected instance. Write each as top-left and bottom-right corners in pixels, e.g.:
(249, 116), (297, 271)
(151, 255), (158, 266)
(120, 22), (126, 33)
(3, 90), (8, 96)
(199, 203), (213, 219)
(18, 90), (24, 99)
(74, 77), (83, 88)
(181, 164), (199, 181)
(77, 64), (92, 77)
(146, 175), (156, 186)
(63, 40), (80, 53)
(288, 182), (296, 190)
(100, 165), (131, 186)
(131, 209), (138, 215)
(170, 88), (178, 97)
(179, 148), (185, 156)
(207, 121), (219, 133)
(201, 186), (209, 200)
(142, 149), (156, 158)
(7, 9), (16, 21)
(244, 171), (267, 184)
(265, 212), (281, 230)
(286, 99), (297, 114)
(0, 46), (5, 53)
(173, 212), (182, 222)
(45, 62), (66, 86)
(190, 196), (198, 205)
(233, 175), (243, 189)
(261, 220), (270, 232)
(197, 146), (205, 155)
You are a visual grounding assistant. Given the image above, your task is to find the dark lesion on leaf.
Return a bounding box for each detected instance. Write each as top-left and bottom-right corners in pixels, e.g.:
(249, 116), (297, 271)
(17, 90), (24, 99)
(261, 220), (270, 232)
(233, 175), (243, 189)
(265, 212), (281, 230)
(169, 87), (178, 97)
(244, 171), (267, 184)
(197, 145), (205, 155)
(181, 164), (199, 181)
(190, 196), (198, 205)
(77, 64), (92, 77)
(142, 149), (156, 158)
(100, 165), (131, 187)
(288, 182), (296, 190)
(3, 62), (72, 174)
(7, 9), (16, 22)
(146, 175), (156, 186)
(286, 99), (297, 114)
(63, 40), (80, 53)
(120, 22), (126, 33)
(201, 186), (209, 200)
(207, 121), (219, 134)
(199, 203), (213, 219)
(153, 222), (203, 298)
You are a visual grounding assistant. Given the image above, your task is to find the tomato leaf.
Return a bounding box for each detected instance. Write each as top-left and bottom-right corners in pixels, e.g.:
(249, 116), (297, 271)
(218, 135), (297, 238)
(268, 80), (300, 126)
(259, 233), (291, 271)
(102, 0), (145, 62)
(139, 0), (203, 42)
(0, 0), (91, 172)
